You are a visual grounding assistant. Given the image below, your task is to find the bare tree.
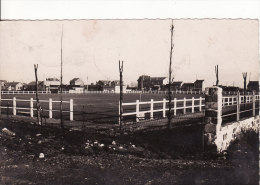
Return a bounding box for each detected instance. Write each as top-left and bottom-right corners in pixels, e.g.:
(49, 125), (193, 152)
(60, 25), (64, 130)
(119, 60), (124, 129)
(215, 65), (219, 86)
(167, 20), (174, 129)
(34, 64), (41, 125)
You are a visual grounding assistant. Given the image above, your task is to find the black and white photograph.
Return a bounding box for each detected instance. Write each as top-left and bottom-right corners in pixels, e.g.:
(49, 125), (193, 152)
(0, 1), (259, 185)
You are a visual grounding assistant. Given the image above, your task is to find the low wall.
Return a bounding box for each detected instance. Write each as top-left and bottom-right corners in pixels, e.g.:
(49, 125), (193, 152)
(215, 115), (259, 152)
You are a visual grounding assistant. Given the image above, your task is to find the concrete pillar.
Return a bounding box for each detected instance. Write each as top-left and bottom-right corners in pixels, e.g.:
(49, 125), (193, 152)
(162, 98), (166, 118)
(204, 86), (222, 148)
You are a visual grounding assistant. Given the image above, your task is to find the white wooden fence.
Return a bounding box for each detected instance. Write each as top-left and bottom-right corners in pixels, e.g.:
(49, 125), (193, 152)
(0, 97), (74, 121)
(1, 91), (51, 94)
(121, 97), (205, 121)
(222, 94), (259, 106)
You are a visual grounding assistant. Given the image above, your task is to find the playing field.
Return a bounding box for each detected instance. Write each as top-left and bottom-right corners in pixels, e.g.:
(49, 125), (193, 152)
(1, 93), (204, 124)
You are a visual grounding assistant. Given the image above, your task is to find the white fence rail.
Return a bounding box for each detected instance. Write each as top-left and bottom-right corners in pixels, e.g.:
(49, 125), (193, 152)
(222, 94), (259, 106)
(61, 90), (206, 94)
(1, 91), (51, 95)
(121, 97), (205, 121)
(0, 97), (73, 121)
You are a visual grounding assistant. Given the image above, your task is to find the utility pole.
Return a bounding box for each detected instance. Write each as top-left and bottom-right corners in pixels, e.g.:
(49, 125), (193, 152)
(242, 72), (247, 106)
(119, 60), (124, 129)
(168, 20), (174, 129)
(34, 64), (41, 125)
(0, 83), (1, 117)
(215, 65), (219, 86)
(60, 25), (64, 130)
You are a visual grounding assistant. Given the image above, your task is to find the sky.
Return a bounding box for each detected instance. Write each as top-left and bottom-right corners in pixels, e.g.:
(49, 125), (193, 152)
(0, 19), (259, 88)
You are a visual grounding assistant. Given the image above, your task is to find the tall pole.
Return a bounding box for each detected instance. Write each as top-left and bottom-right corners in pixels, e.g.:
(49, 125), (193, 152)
(119, 60), (123, 129)
(0, 84), (1, 117)
(215, 65), (219, 86)
(168, 20), (174, 129)
(242, 72), (247, 107)
(34, 64), (41, 125)
(60, 25), (64, 130)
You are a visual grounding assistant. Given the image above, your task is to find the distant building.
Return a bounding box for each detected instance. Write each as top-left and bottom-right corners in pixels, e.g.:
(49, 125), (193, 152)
(44, 78), (60, 93)
(194, 80), (204, 91)
(25, 81), (45, 91)
(181, 83), (194, 91)
(137, 75), (167, 90)
(219, 85), (239, 92)
(96, 80), (111, 86)
(6, 82), (23, 91)
(172, 81), (183, 90)
(247, 81), (259, 92)
(70, 78), (84, 87)
(0, 80), (7, 90)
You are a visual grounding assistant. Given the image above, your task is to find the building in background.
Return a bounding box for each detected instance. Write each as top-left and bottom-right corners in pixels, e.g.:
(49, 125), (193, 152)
(70, 78), (84, 87)
(247, 81), (259, 92)
(25, 81), (45, 91)
(44, 78), (60, 93)
(5, 82), (23, 91)
(137, 75), (166, 90)
(194, 80), (204, 91)
(181, 83), (195, 91)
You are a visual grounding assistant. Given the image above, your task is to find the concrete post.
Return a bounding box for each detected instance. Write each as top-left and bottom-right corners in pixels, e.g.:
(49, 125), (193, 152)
(70, 99), (73, 121)
(136, 100), (139, 122)
(13, 97), (16, 115)
(174, 98), (177, 116)
(150, 99), (154, 120)
(183, 97), (186, 114)
(204, 86), (222, 147)
(199, 97), (202, 112)
(191, 97), (194, 113)
(252, 91), (255, 116)
(162, 98), (166, 118)
(30, 98), (33, 117)
(49, 98), (52, 118)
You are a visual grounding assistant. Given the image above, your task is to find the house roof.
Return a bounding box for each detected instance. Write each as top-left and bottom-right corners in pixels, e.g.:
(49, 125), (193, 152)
(70, 78), (80, 83)
(248, 81), (259, 86)
(182, 83), (194, 86)
(172, 81), (183, 85)
(27, 81), (44, 86)
(0, 80), (7, 83)
(194, 80), (204, 83)
(6, 82), (21, 87)
(150, 77), (166, 81)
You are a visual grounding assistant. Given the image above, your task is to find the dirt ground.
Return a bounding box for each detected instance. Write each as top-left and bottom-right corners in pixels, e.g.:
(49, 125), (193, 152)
(0, 117), (259, 185)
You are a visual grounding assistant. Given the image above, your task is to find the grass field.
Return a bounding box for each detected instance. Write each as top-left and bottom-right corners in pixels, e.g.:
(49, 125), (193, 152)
(1, 93), (204, 124)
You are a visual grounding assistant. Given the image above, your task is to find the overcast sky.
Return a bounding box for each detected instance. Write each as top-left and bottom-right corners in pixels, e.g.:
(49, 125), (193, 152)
(0, 19), (258, 88)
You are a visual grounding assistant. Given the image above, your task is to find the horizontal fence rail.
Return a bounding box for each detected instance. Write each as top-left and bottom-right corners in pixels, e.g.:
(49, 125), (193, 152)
(0, 97), (73, 121)
(221, 93), (259, 123)
(1, 91), (51, 94)
(120, 97), (205, 122)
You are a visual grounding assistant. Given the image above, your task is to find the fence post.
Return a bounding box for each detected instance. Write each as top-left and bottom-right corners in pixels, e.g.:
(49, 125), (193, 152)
(237, 92), (240, 121)
(174, 98), (177, 116)
(162, 98), (166, 118)
(13, 97), (16, 115)
(136, 100), (140, 122)
(199, 97), (202, 111)
(150, 99), (154, 120)
(30, 98), (33, 117)
(191, 97), (194, 113)
(252, 91), (255, 116)
(49, 98), (52, 118)
(70, 99), (73, 121)
(204, 86), (223, 151)
(231, 97), (234, 105)
(183, 97), (186, 114)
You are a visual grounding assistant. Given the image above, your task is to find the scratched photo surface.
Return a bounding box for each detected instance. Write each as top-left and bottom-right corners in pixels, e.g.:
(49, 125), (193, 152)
(0, 19), (259, 185)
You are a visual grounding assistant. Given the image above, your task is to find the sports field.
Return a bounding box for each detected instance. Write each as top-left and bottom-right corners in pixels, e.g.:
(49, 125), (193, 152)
(1, 93), (204, 124)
